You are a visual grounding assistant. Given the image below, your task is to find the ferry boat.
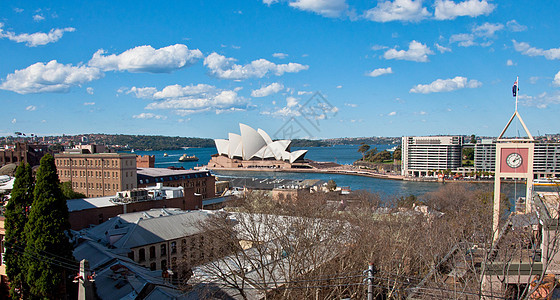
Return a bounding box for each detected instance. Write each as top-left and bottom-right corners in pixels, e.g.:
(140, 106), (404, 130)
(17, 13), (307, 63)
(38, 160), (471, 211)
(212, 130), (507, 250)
(534, 178), (560, 186)
(179, 154), (199, 162)
(163, 153), (168, 157)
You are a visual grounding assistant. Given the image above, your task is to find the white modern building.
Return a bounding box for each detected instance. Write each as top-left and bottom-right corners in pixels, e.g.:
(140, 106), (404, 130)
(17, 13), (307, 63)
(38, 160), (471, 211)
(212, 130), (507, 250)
(209, 124), (308, 169)
(474, 139), (497, 172)
(474, 141), (560, 178)
(401, 136), (463, 177)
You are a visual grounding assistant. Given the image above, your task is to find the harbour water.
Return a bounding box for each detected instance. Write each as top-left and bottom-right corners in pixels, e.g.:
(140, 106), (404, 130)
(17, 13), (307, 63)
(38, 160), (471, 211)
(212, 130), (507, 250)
(132, 145), (532, 200)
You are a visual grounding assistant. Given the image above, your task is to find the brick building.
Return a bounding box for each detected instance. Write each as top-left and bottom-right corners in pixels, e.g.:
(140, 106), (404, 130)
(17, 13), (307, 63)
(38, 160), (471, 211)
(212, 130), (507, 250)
(137, 168), (215, 199)
(136, 155), (155, 168)
(55, 152), (138, 198)
(0, 143), (49, 167)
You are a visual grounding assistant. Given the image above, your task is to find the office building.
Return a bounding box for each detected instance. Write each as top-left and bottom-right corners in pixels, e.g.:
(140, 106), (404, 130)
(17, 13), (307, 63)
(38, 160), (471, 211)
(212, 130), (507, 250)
(474, 139), (497, 172)
(401, 136), (463, 176)
(55, 152), (138, 198)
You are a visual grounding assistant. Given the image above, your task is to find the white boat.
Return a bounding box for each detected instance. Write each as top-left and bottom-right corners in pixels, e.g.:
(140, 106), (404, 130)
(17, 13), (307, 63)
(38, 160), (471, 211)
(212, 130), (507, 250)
(534, 178), (560, 186)
(163, 153), (168, 157)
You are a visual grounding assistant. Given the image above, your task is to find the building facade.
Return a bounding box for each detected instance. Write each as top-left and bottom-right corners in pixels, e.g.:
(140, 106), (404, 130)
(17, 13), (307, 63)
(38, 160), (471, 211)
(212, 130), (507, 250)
(0, 143), (49, 167)
(474, 139), (497, 172)
(67, 185), (203, 230)
(401, 136), (463, 177)
(473, 141), (560, 178)
(137, 168), (215, 199)
(55, 152), (138, 198)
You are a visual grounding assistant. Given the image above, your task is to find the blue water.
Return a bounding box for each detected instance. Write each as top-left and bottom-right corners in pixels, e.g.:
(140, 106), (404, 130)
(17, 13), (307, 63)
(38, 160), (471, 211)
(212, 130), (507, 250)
(132, 145), (528, 200)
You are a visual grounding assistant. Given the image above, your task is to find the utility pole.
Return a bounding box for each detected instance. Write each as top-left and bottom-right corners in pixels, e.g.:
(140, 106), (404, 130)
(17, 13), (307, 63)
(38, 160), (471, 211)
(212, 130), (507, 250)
(367, 262), (374, 300)
(77, 259), (95, 300)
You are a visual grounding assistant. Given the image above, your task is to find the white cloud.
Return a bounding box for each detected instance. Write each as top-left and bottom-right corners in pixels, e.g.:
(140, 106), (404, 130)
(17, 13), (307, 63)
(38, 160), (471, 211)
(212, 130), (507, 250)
(336, 85), (343, 88)
(383, 40), (433, 62)
(204, 52), (308, 80)
(273, 53), (288, 59)
(133, 113), (167, 120)
(345, 103), (357, 107)
(449, 33), (475, 47)
(519, 92), (560, 109)
(388, 111), (397, 116)
(14, 8), (24, 13)
(26, 105), (37, 111)
(11, 118), (16, 124)
(33, 14), (45, 22)
(251, 82), (284, 97)
(529, 77), (540, 84)
(554, 71), (560, 87)
(435, 43), (451, 53)
(371, 45), (388, 51)
(286, 96), (298, 107)
(434, 0), (495, 20)
(512, 40), (560, 60)
(472, 22), (503, 38)
(145, 90), (244, 112)
(297, 91), (312, 95)
(86, 87), (94, 95)
(0, 23), (75, 47)
(288, 0), (348, 18)
(83, 102), (95, 106)
(506, 59), (515, 66)
(366, 67), (393, 77)
(88, 44), (203, 73)
(0, 60), (103, 94)
(125, 84), (246, 115)
(364, 0), (430, 22)
(125, 84), (215, 100)
(263, 0), (278, 5)
(506, 20), (527, 32)
(410, 76), (482, 93)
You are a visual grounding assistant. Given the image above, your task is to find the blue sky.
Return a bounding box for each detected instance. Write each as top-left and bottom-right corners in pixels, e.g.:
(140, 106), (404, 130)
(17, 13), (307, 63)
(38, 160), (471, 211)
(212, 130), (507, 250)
(1, 0), (559, 139)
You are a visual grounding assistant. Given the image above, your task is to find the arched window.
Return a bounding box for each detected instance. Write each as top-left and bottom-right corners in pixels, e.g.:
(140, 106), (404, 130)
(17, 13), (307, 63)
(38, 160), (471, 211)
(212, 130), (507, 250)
(139, 249), (145, 262)
(149, 246), (156, 259)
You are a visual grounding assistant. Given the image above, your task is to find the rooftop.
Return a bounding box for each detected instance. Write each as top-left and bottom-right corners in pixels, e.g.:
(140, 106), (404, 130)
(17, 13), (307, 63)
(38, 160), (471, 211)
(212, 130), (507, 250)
(82, 208), (214, 250)
(137, 167), (211, 178)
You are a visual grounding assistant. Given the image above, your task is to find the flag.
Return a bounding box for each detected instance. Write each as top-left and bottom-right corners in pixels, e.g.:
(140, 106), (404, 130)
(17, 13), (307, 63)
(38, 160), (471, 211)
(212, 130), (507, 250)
(512, 81), (518, 97)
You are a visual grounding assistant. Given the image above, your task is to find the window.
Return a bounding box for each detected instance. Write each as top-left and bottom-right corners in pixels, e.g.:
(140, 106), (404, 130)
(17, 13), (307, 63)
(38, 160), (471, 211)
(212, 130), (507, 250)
(150, 262), (156, 271)
(149, 246), (156, 259)
(128, 251), (134, 260)
(181, 239), (187, 252)
(161, 260), (167, 271)
(161, 244), (167, 257)
(171, 241), (177, 254)
(139, 249), (145, 262)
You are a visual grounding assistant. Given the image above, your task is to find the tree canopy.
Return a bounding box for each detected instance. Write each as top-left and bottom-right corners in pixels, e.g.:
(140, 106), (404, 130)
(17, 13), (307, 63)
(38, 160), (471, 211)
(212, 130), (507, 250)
(24, 154), (75, 298)
(5, 163), (33, 298)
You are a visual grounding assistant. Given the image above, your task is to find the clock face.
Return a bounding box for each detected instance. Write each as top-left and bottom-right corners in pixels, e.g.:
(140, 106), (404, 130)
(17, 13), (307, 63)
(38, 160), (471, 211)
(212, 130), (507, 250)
(506, 153), (523, 168)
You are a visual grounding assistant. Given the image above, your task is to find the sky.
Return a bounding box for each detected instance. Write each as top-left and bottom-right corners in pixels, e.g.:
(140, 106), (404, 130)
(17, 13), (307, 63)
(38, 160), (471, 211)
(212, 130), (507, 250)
(1, 0), (559, 140)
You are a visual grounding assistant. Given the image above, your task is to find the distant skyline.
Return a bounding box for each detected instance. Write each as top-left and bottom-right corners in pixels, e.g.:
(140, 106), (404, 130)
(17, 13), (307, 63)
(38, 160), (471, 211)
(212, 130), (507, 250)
(1, 0), (559, 139)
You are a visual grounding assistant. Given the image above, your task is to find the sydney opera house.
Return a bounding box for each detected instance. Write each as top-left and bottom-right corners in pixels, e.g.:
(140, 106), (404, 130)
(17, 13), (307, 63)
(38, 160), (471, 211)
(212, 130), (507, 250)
(208, 124), (309, 169)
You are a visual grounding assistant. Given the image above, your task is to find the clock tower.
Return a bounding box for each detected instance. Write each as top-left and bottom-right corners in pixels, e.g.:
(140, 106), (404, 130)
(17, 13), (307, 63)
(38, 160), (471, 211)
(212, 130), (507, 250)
(492, 78), (535, 241)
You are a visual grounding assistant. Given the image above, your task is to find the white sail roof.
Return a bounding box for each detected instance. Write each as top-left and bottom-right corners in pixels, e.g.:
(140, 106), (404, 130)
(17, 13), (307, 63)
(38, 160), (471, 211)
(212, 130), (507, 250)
(213, 124), (307, 163)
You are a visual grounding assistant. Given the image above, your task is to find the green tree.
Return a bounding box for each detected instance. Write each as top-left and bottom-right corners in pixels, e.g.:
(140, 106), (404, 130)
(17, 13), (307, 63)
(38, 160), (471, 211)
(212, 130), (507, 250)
(59, 181), (86, 200)
(364, 147), (378, 162)
(5, 163), (33, 298)
(24, 154), (75, 299)
(326, 179), (337, 191)
(470, 134), (477, 144)
(371, 150), (392, 162)
(357, 143), (370, 161)
(392, 147), (402, 161)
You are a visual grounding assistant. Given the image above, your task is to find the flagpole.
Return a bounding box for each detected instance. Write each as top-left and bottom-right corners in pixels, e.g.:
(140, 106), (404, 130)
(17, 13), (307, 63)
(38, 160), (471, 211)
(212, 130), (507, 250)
(515, 76), (518, 112)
